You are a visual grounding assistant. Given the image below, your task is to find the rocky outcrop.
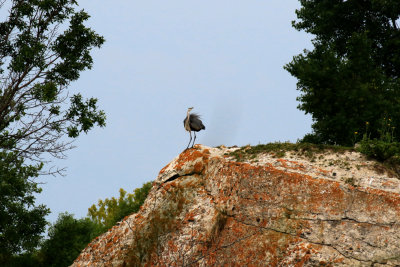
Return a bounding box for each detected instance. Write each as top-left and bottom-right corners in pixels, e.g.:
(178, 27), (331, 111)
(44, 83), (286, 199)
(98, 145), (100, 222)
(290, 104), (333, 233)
(72, 145), (400, 266)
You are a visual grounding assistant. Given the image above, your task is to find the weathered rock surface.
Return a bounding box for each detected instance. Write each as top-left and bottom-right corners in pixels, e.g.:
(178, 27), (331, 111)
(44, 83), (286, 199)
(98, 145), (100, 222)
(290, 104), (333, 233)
(72, 145), (400, 266)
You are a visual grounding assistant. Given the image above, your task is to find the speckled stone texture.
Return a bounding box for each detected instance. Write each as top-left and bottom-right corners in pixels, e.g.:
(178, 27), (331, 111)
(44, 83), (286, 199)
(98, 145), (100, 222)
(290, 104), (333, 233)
(72, 145), (400, 266)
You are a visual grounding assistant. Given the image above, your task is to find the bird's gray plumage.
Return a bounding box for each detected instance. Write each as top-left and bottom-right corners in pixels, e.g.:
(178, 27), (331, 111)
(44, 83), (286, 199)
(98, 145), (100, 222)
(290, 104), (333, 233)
(183, 108), (205, 149)
(183, 113), (205, 132)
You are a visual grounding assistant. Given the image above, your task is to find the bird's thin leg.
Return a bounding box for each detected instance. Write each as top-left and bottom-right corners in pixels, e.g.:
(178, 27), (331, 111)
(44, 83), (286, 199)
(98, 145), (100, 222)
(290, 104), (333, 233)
(192, 132), (197, 148)
(186, 131), (192, 149)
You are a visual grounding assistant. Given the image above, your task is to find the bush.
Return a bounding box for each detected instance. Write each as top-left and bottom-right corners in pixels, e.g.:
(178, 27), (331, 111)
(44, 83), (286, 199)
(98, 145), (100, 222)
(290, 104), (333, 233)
(357, 117), (400, 162)
(298, 133), (325, 144)
(357, 139), (400, 162)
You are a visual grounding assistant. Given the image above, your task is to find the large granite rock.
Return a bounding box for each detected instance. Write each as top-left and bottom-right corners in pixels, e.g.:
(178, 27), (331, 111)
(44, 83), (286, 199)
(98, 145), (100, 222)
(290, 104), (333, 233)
(72, 145), (400, 266)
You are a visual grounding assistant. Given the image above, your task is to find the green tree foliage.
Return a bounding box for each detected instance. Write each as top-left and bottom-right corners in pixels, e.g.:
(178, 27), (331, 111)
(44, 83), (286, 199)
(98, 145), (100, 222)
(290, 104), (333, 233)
(40, 182), (152, 266)
(0, 151), (49, 265)
(285, 0), (400, 146)
(88, 182), (153, 231)
(0, 0), (105, 263)
(5, 252), (42, 267)
(0, 0), (105, 166)
(39, 212), (101, 267)
(6, 183), (153, 266)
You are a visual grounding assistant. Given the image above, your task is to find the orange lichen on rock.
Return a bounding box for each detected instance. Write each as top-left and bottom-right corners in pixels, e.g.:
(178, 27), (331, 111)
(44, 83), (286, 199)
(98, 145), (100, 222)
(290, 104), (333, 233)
(317, 168), (330, 175)
(193, 161), (204, 174)
(158, 162), (171, 174)
(174, 149), (206, 171)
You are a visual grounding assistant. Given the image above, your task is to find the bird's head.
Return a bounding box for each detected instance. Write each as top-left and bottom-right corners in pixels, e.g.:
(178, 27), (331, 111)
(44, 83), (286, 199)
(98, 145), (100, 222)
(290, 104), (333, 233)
(187, 107), (194, 112)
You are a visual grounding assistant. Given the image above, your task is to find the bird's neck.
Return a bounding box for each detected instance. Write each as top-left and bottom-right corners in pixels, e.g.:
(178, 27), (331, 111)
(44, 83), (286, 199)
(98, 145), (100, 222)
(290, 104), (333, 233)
(185, 111), (191, 131)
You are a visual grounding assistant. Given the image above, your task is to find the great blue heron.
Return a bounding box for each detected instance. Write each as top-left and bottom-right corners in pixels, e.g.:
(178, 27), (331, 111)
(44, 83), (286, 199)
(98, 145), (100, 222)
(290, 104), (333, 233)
(183, 107), (205, 149)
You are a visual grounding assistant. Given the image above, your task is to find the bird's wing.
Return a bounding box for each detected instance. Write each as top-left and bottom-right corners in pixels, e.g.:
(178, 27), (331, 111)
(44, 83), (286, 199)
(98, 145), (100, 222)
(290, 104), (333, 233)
(189, 113), (205, 131)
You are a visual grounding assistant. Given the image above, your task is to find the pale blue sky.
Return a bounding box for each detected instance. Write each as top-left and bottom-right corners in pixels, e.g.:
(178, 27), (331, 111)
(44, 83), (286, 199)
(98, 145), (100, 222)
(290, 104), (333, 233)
(33, 0), (313, 224)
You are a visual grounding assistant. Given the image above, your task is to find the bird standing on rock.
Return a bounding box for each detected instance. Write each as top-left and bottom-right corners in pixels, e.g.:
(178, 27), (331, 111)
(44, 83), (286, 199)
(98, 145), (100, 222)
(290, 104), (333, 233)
(183, 107), (205, 149)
